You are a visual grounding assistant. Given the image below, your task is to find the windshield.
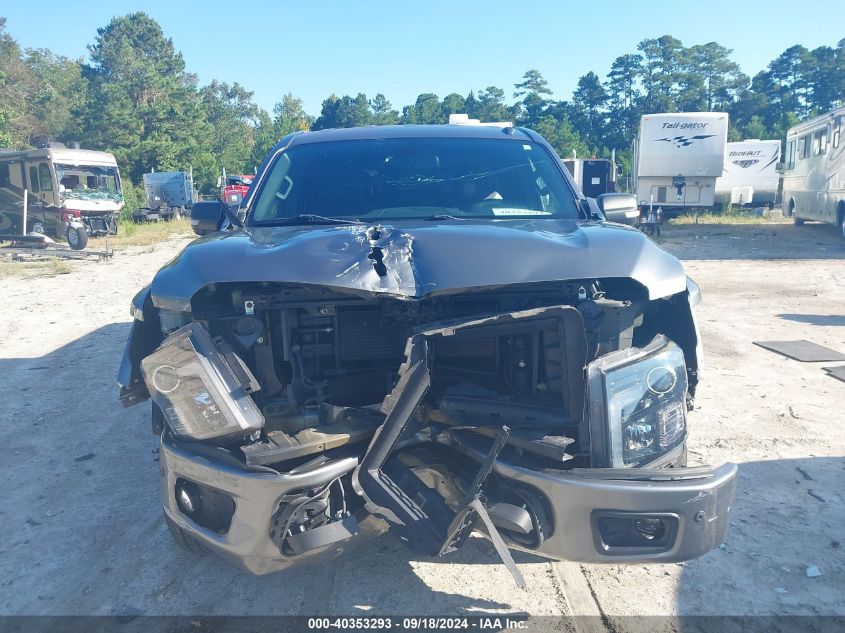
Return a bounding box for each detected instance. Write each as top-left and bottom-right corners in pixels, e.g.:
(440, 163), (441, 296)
(250, 138), (580, 224)
(56, 164), (123, 203)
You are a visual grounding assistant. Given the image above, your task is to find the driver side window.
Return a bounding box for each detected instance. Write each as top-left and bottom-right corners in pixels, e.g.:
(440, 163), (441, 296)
(28, 166), (41, 193)
(38, 163), (53, 193)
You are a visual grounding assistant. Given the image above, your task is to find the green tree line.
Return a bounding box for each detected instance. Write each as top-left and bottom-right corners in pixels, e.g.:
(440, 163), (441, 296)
(1, 14), (843, 195)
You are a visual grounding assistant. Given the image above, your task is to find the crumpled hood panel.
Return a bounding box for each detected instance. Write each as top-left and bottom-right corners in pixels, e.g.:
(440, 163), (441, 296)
(150, 219), (687, 311)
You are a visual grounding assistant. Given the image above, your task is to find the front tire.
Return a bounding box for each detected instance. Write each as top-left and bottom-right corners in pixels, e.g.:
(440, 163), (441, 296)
(66, 225), (88, 250)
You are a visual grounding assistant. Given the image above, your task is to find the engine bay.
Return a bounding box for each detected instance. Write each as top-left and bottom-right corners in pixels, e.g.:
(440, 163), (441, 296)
(182, 281), (645, 465)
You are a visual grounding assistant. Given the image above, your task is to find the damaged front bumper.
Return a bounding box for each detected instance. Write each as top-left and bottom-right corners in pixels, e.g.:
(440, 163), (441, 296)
(159, 433), (388, 575)
(437, 430), (736, 563)
(160, 429), (735, 574)
(141, 303), (735, 579)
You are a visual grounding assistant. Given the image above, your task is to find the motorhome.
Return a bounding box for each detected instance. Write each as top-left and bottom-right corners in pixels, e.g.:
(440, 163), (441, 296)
(715, 139), (781, 208)
(0, 143), (123, 249)
(563, 158), (617, 197)
(632, 112), (729, 215)
(782, 105), (845, 239)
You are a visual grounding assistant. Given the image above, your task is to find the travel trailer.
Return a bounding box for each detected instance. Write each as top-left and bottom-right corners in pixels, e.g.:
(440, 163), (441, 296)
(715, 140), (781, 208)
(563, 158), (617, 197)
(0, 143), (123, 249)
(782, 105), (845, 239)
(631, 112), (729, 215)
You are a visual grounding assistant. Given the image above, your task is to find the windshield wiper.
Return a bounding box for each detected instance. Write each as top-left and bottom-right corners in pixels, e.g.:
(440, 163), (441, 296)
(273, 214), (363, 226)
(424, 214), (468, 221)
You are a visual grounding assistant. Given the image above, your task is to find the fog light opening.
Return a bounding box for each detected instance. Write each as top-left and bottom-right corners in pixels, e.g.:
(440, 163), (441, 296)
(175, 480), (202, 515)
(634, 517), (666, 541)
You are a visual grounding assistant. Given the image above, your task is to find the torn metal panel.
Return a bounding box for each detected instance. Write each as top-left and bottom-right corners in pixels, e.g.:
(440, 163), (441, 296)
(352, 305), (586, 578)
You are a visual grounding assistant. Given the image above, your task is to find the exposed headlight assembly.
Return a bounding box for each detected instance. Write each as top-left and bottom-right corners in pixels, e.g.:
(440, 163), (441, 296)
(141, 322), (264, 441)
(588, 335), (687, 467)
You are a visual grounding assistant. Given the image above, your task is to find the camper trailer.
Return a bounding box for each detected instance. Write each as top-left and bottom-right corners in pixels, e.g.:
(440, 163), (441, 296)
(632, 112), (729, 216)
(782, 105), (845, 239)
(0, 143), (123, 249)
(715, 139), (781, 208)
(563, 158), (617, 197)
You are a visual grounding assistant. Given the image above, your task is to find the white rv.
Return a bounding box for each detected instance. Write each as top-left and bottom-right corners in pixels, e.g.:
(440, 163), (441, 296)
(0, 143), (123, 248)
(715, 139), (781, 208)
(632, 112), (729, 214)
(782, 105), (845, 239)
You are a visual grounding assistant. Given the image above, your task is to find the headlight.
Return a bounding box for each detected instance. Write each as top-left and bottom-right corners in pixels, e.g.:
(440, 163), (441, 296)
(588, 336), (688, 467)
(141, 322), (264, 441)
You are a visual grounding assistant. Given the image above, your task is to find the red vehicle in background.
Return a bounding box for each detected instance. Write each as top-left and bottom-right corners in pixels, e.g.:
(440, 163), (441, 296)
(222, 174), (254, 207)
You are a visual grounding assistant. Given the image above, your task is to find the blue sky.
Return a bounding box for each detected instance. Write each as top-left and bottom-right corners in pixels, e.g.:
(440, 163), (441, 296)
(3, 0), (842, 115)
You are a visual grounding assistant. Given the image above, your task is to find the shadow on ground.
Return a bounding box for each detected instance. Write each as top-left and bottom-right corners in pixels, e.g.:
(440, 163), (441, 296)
(777, 314), (845, 327)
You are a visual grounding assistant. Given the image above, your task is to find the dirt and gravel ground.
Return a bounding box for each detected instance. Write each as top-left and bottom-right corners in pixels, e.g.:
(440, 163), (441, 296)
(0, 221), (843, 622)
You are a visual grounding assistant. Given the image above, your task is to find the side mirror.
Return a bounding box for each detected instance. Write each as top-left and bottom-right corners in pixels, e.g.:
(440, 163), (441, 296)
(190, 200), (225, 236)
(596, 193), (639, 226)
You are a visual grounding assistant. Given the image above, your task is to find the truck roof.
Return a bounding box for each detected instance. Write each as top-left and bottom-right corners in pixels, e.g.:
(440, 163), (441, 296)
(284, 124), (537, 149)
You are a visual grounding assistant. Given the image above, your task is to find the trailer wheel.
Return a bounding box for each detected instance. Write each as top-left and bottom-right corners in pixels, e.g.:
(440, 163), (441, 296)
(66, 225), (88, 250)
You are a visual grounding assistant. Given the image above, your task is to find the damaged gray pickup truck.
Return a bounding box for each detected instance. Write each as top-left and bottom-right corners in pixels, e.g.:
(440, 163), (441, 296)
(118, 124), (736, 584)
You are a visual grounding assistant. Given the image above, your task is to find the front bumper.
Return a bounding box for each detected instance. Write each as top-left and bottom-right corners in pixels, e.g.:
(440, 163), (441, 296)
(160, 431), (736, 573)
(159, 435), (388, 575)
(82, 213), (118, 235)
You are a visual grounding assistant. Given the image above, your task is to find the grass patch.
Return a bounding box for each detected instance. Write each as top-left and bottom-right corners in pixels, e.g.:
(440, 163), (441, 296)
(668, 212), (790, 226)
(0, 256), (73, 279)
(103, 217), (193, 249)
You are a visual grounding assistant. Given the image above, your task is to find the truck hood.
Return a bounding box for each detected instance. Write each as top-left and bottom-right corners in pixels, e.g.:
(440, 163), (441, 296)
(150, 219), (687, 311)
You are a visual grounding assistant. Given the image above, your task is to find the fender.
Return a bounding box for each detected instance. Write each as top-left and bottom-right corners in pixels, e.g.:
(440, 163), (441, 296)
(117, 286), (162, 407)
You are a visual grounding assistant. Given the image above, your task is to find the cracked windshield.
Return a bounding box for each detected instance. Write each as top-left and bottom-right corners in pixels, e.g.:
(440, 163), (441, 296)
(56, 163), (123, 202)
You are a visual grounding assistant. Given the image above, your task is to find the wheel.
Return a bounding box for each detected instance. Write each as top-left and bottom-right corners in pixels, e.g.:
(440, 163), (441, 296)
(788, 200), (804, 225)
(164, 514), (207, 554)
(66, 225), (88, 250)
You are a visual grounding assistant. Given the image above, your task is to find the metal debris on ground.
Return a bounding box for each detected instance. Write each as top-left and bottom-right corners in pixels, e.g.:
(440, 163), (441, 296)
(2, 243), (113, 261)
(823, 365), (845, 383)
(753, 340), (845, 362)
